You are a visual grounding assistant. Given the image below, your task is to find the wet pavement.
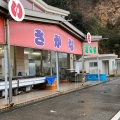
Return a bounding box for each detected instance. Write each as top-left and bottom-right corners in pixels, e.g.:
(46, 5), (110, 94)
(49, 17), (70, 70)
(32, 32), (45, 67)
(0, 77), (120, 120)
(0, 81), (101, 109)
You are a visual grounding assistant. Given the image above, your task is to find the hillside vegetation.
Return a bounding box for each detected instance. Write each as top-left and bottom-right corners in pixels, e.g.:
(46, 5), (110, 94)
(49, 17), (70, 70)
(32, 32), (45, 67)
(43, 0), (120, 57)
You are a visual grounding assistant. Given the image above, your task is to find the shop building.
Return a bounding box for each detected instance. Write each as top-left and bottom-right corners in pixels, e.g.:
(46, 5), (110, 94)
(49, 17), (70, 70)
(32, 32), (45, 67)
(0, 0), (102, 106)
(0, 0), (86, 77)
(80, 54), (118, 76)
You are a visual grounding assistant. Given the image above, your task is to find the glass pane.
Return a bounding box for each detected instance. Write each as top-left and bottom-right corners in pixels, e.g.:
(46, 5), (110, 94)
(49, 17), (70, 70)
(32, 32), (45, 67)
(89, 62), (93, 67)
(42, 50), (51, 76)
(24, 48), (41, 76)
(0, 45), (4, 77)
(94, 62), (98, 67)
(51, 51), (56, 76)
(59, 52), (68, 80)
(59, 52), (68, 68)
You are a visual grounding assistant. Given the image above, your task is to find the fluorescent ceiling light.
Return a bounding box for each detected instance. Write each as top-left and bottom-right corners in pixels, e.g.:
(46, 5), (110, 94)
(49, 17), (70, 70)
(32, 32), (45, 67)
(32, 52), (41, 55)
(24, 51), (29, 54)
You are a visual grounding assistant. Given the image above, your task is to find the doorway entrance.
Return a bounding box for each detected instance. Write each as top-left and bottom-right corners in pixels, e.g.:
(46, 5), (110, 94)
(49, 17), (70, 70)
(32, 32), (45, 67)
(102, 60), (109, 75)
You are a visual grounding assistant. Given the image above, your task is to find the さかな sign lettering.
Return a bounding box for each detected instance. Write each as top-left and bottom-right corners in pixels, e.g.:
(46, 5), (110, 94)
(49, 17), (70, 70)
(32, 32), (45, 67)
(34, 29), (45, 46)
(68, 38), (74, 51)
(54, 34), (62, 48)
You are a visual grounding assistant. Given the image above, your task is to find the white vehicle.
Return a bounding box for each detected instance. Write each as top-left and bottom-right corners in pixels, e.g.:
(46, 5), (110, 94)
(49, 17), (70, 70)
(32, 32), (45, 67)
(0, 76), (46, 97)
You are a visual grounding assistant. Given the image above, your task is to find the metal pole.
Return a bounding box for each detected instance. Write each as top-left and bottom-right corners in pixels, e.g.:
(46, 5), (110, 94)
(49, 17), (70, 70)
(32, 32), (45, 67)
(97, 56), (100, 81)
(82, 55), (84, 79)
(6, 19), (13, 104)
(50, 51), (52, 76)
(40, 50), (43, 76)
(4, 45), (8, 104)
(82, 42), (85, 84)
(56, 52), (59, 91)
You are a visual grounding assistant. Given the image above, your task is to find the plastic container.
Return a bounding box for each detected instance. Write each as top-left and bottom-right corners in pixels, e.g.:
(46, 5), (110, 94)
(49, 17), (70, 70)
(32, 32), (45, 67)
(100, 74), (106, 82)
(86, 74), (107, 82)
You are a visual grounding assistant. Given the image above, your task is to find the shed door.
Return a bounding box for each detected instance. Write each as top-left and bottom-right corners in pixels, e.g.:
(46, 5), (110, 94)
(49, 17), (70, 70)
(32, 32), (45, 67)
(102, 60), (109, 75)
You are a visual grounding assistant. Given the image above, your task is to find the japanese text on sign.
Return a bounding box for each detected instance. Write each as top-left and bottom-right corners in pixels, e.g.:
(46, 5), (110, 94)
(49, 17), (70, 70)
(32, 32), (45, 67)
(84, 43), (97, 55)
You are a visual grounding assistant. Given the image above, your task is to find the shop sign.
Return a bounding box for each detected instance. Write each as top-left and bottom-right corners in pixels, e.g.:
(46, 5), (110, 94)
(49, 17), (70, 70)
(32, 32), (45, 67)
(34, 29), (74, 51)
(10, 21), (81, 54)
(8, 0), (25, 21)
(87, 32), (91, 44)
(0, 18), (5, 44)
(84, 42), (98, 56)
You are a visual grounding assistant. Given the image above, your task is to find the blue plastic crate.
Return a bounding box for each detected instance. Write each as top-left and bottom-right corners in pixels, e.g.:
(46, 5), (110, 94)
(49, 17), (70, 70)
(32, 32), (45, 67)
(86, 74), (98, 81)
(92, 74), (98, 81)
(86, 74), (92, 81)
(86, 74), (107, 82)
(100, 74), (107, 82)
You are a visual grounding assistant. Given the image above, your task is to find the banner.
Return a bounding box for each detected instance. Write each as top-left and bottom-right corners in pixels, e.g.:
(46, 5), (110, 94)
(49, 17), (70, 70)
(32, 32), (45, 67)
(10, 21), (82, 54)
(0, 18), (5, 44)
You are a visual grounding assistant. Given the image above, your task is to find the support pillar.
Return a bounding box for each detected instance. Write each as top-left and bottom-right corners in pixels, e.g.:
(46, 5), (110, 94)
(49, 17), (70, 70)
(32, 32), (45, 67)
(4, 45), (8, 104)
(6, 19), (13, 105)
(56, 52), (59, 91)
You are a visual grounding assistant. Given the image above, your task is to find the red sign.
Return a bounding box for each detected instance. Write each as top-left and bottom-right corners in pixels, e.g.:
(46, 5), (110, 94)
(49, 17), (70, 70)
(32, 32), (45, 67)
(87, 32), (91, 44)
(8, 0), (25, 22)
(0, 18), (5, 44)
(10, 21), (82, 55)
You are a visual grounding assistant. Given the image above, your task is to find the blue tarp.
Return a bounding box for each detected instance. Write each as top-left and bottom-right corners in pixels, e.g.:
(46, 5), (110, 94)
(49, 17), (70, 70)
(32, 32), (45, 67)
(45, 76), (57, 85)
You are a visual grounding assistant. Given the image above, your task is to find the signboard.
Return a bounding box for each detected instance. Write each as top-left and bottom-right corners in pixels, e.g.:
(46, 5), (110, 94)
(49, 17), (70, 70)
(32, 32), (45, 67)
(10, 21), (82, 55)
(8, 0), (25, 21)
(87, 32), (91, 44)
(84, 42), (98, 56)
(0, 18), (5, 44)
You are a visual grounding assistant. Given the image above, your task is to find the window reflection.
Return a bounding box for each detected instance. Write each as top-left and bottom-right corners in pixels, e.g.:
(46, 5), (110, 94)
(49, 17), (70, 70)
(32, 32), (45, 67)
(0, 45), (4, 77)
(24, 48), (41, 76)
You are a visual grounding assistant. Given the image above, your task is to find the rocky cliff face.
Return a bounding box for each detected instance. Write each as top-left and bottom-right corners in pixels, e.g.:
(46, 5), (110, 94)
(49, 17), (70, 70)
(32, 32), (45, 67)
(94, 0), (120, 26)
(73, 0), (120, 27)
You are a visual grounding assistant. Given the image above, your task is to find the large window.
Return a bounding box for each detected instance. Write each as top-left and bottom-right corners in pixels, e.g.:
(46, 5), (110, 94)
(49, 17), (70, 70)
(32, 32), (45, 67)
(23, 49), (69, 77)
(89, 62), (98, 67)
(0, 45), (4, 77)
(59, 52), (68, 68)
(24, 48), (41, 76)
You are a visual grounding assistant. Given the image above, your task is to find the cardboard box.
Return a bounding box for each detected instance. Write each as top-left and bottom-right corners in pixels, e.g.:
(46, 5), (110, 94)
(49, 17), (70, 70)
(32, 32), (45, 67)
(45, 80), (57, 90)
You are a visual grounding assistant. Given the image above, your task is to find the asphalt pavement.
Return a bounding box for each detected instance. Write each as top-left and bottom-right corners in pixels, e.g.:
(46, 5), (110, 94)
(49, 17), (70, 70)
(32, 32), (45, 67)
(0, 77), (120, 120)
